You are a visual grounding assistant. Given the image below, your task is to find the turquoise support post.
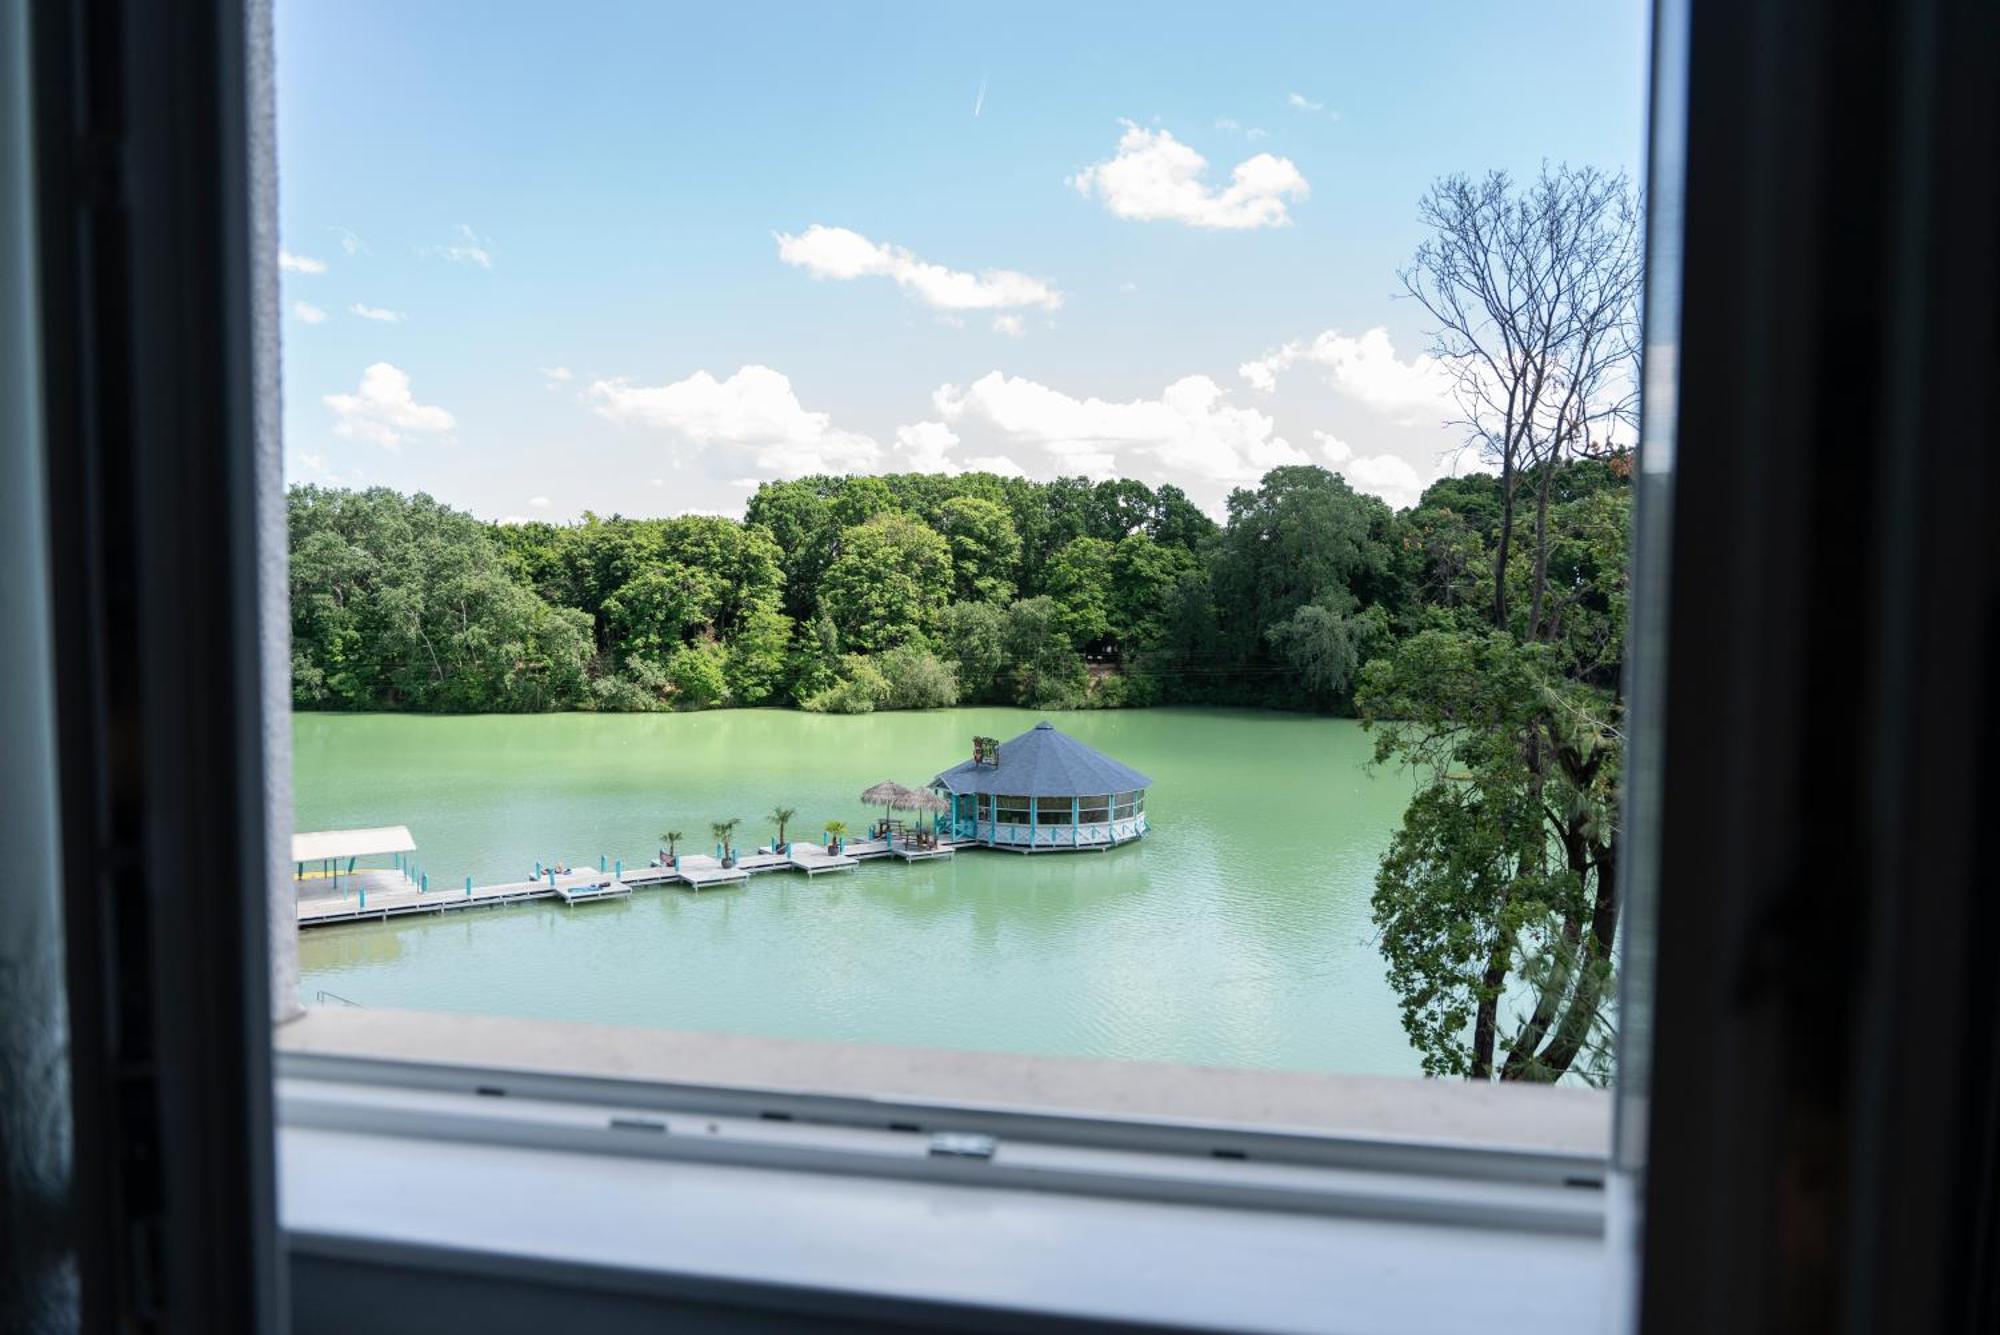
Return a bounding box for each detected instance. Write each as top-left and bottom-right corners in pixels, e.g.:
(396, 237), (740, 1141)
(534, 860), (542, 879)
(464, 875), (471, 898)
(421, 872), (428, 892)
(546, 868), (555, 887)
(614, 859), (621, 879)
(1072, 795), (1079, 847)
(359, 886), (366, 908)
(600, 854), (607, 872)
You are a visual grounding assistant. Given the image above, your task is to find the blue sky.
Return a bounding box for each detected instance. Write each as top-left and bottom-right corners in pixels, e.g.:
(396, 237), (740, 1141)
(276, 1), (1650, 520)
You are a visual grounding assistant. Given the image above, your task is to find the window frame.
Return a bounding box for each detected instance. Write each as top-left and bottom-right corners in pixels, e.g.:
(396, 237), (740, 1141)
(38, 0), (2000, 1329)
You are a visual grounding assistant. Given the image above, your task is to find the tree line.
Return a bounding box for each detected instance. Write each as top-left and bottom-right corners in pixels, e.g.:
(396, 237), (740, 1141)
(292, 458), (1621, 721)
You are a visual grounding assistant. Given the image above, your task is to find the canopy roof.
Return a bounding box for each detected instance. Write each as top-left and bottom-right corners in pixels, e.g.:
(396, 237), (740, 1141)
(292, 825), (415, 863)
(933, 721), (1153, 798)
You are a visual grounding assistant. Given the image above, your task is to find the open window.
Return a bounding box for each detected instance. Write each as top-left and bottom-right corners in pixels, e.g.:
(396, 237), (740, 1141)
(16, 0), (2000, 1331)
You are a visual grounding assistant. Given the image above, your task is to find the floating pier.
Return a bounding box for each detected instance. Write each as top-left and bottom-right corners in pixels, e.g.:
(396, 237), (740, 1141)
(292, 835), (954, 928)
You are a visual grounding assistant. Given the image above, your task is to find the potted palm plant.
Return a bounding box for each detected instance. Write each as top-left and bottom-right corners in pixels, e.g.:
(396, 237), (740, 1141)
(712, 818), (740, 867)
(822, 819), (847, 854)
(770, 806), (796, 852)
(659, 830), (682, 864)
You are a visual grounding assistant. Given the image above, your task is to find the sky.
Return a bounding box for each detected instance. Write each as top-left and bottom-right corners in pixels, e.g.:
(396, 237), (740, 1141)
(275, 1), (1651, 523)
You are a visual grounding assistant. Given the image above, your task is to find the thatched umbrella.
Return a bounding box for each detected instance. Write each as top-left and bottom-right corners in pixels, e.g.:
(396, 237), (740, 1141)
(859, 782), (948, 837)
(889, 785), (949, 844)
(896, 788), (948, 815)
(861, 780), (913, 833)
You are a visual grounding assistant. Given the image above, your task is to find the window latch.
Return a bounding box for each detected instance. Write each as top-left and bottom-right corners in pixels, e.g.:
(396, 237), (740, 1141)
(928, 1132), (997, 1161)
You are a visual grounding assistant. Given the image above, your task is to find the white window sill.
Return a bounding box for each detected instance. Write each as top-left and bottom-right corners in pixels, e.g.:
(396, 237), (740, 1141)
(276, 1011), (1617, 1332)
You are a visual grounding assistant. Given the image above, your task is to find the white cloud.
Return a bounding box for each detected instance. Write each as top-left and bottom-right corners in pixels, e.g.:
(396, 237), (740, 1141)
(1069, 122), (1308, 230)
(528, 495), (551, 509)
(1239, 327), (1455, 424)
(1313, 431), (1352, 464)
(1287, 92), (1324, 112)
(1246, 127), (1268, 141)
(331, 226), (368, 256)
(350, 302), (405, 323)
(887, 420), (1028, 478)
(933, 371), (1308, 484)
(992, 314), (1025, 338)
(280, 250), (327, 274)
(774, 224), (1063, 312)
(540, 366), (573, 385)
(292, 301), (327, 324)
(323, 363), (456, 448)
(589, 364), (882, 478)
(1314, 431), (1430, 509)
(434, 223), (493, 268)
(1214, 117), (1241, 131)
(1342, 455), (1427, 509)
(894, 420), (959, 472)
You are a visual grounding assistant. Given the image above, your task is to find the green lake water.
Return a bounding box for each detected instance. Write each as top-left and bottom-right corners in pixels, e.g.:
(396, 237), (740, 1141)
(294, 707), (1423, 1076)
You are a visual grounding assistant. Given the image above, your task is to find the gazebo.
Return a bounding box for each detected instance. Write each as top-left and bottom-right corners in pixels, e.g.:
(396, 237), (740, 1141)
(930, 721), (1153, 852)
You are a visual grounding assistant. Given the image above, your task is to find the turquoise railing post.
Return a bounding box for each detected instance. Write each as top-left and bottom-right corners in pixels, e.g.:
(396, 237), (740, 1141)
(599, 854), (607, 872)
(464, 875), (471, 898)
(420, 872), (428, 892)
(1071, 795), (1079, 847)
(546, 869), (555, 887)
(359, 886), (366, 908)
(614, 859), (621, 879)
(534, 860), (542, 879)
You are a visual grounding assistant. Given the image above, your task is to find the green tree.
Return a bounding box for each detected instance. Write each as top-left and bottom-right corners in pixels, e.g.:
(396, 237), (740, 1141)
(819, 511), (952, 653)
(784, 605), (843, 703)
(601, 564), (720, 663)
(875, 644), (960, 710)
(1108, 533), (1199, 651)
(1006, 596), (1088, 707)
(936, 496), (1022, 604)
(1359, 627), (1621, 1084)
(1043, 536), (1116, 649)
(937, 601), (1010, 701)
(665, 640), (729, 708)
(725, 597), (792, 705)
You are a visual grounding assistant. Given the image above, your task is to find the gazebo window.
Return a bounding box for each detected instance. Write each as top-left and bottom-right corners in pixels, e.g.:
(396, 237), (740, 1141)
(1035, 797), (1071, 825)
(976, 794), (991, 820)
(994, 795), (1030, 825)
(1079, 795), (1110, 823)
(1113, 791), (1138, 819)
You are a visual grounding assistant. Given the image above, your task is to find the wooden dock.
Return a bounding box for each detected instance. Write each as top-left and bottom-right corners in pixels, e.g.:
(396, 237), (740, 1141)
(295, 840), (890, 927)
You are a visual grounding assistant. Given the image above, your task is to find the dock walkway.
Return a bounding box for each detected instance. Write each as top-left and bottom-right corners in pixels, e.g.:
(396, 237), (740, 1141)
(297, 837), (953, 928)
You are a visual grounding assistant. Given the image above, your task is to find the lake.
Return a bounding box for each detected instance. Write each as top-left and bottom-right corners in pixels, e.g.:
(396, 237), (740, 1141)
(293, 707), (1423, 1076)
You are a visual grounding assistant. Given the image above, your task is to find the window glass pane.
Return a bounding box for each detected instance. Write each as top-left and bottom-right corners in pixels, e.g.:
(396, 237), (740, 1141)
(276, 1), (1650, 1108)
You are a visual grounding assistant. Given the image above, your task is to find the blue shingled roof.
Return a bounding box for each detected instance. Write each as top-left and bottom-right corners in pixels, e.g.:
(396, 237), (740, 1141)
(932, 721), (1153, 797)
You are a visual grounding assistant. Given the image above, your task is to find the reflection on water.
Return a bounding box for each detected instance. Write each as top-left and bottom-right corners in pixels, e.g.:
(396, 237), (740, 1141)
(296, 707), (1419, 1076)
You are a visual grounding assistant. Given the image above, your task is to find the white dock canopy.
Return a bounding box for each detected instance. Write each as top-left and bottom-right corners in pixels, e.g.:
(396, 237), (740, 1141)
(292, 826), (415, 864)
